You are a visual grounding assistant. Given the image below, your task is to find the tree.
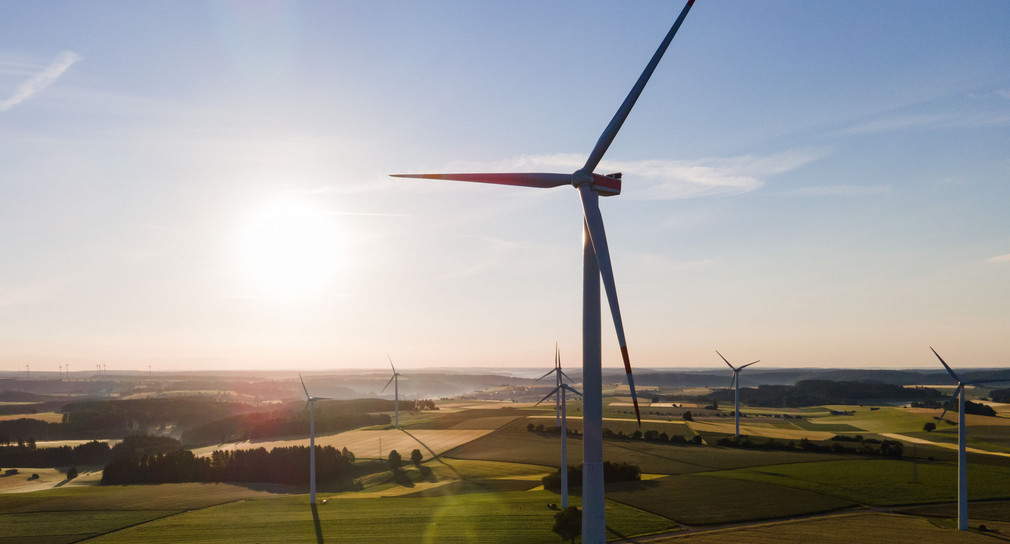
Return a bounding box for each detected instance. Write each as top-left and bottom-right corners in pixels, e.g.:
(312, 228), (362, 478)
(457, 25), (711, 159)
(682, 411), (693, 422)
(387, 449), (402, 470)
(552, 506), (581, 543)
(66, 466), (78, 479)
(923, 422), (936, 432)
(410, 449), (423, 467)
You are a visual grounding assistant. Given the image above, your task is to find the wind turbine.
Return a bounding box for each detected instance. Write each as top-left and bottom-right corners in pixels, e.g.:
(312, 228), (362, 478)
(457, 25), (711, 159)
(382, 354), (401, 429)
(537, 342), (574, 427)
(392, 2), (696, 539)
(536, 345), (582, 508)
(931, 347), (1010, 531)
(299, 373), (330, 505)
(717, 351), (759, 438)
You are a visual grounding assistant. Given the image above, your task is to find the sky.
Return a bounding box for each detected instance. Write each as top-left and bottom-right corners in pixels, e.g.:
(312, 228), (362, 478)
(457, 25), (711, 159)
(1, 1), (1008, 373)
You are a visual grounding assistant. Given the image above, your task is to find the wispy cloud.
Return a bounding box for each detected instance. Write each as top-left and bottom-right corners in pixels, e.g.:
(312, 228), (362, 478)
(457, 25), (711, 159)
(0, 51), (81, 112)
(436, 148), (828, 201)
(837, 111), (1010, 135)
(989, 253), (1010, 263)
(791, 185), (892, 197)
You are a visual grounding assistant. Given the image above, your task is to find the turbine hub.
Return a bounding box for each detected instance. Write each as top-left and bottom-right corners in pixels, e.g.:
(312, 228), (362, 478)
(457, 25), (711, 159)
(571, 170), (593, 188)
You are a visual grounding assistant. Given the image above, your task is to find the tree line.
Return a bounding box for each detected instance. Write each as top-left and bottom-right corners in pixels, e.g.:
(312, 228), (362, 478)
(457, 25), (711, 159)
(0, 440), (111, 468)
(101, 435), (359, 487)
(706, 380), (943, 407)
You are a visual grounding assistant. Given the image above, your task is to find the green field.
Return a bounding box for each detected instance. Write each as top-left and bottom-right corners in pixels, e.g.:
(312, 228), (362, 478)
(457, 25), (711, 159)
(647, 512), (1005, 544)
(606, 473), (855, 525)
(704, 458), (1010, 506)
(8, 401), (1010, 542)
(1, 487), (674, 544)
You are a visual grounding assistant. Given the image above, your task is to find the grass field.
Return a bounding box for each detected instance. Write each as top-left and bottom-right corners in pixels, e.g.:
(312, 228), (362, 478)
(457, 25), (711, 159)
(646, 512), (1003, 543)
(704, 458), (1010, 506)
(6, 488), (675, 544)
(606, 473), (855, 525)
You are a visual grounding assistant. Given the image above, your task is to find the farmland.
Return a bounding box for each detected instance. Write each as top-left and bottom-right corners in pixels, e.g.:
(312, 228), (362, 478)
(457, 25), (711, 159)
(4, 376), (1010, 542)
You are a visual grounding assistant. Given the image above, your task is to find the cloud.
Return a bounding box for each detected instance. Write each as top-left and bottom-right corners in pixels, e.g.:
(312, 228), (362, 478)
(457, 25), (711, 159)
(436, 148), (828, 201)
(997, 90), (1010, 100)
(0, 51), (81, 112)
(791, 185), (892, 196)
(837, 111), (1010, 135)
(989, 253), (1010, 263)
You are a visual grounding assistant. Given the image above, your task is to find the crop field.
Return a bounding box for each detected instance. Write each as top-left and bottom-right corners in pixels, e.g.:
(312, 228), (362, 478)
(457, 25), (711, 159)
(647, 512), (1003, 544)
(606, 473), (855, 525)
(704, 458), (1010, 506)
(190, 428), (491, 461)
(447, 428), (851, 475)
(690, 420), (837, 441)
(0, 411), (63, 423)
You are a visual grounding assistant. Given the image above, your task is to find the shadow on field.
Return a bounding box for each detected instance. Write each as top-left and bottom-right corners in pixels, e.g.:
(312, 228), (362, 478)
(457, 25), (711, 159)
(310, 503), (324, 544)
(400, 428), (463, 480)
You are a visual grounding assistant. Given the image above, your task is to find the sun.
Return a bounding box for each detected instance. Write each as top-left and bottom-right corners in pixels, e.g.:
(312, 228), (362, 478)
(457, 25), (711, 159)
(237, 198), (342, 298)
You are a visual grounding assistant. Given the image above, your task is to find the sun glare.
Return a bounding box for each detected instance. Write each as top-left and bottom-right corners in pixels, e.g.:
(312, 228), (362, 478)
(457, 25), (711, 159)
(238, 198), (342, 298)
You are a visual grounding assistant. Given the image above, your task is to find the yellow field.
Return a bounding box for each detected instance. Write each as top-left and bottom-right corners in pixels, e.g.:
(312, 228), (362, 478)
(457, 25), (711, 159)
(31, 439), (121, 448)
(0, 411), (64, 423)
(688, 420), (836, 441)
(0, 466), (103, 494)
(190, 428), (491, 460)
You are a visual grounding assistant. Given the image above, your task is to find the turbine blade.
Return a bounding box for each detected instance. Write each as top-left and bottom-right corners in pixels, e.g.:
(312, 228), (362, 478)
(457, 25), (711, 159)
(729, 373), (737, 390)
(381, 375), (395, 393)
(559, 369), (575, 383)
(938, 384), (963, 422)
(579, 185), (640, 425)
(536, 368), (556, 382)
(562, 384), (583, 398)
(391, 172), (571, 189)
(536, 387), (561, 406)
(930, 346), (961, 382)
(387, 353), (396, 374)
(716, 350), (736, 370)
(299, 373), (310, 399)
(739, 361), (759, 370)
(582, 0), (696, 173)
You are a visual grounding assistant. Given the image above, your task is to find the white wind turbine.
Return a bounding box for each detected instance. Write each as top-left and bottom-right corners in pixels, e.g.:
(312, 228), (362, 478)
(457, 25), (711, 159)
(717, 351), (759, 438)
(382, 354), (401, 429)
(537, 342), (574, 427)
(393, 2), (696, 539)
(931, 347), (1010, 531)
(299, 374), (330, 505)
(536, 345), (582, 508)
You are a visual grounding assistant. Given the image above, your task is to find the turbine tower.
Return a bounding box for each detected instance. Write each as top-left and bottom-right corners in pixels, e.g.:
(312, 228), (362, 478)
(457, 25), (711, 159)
(392, 3), (696, 539)
(536, 345), (582, 508)
(537, 342), (573, 427)
(299, 374), (330, 505)
(717, 351), (759, 438)
(382, 354), (401, 428)
(931, 347), (1010, 531)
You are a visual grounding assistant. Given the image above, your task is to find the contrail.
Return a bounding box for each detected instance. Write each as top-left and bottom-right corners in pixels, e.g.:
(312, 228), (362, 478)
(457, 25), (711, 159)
(0, 51), (80, 112)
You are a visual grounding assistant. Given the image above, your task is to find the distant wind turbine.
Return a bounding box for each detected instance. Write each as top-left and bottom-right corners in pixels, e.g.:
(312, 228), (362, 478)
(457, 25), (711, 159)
(382, 354), (401, 429)
(717, 351), (759, 438)
(536, 345), (582, 508)
(931, 347), (1010, 531)
(537, 342), (574, 427)
(393, 3), (697, 539)
(299, 373), (330, 505)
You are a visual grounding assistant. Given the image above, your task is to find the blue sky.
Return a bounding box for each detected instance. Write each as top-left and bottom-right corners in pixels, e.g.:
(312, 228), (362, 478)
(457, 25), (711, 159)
(2, 1), (1008, 372)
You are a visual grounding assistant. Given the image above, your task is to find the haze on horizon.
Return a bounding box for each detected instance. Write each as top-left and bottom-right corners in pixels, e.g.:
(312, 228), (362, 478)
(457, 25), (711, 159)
(1, 2), (1008, 373)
